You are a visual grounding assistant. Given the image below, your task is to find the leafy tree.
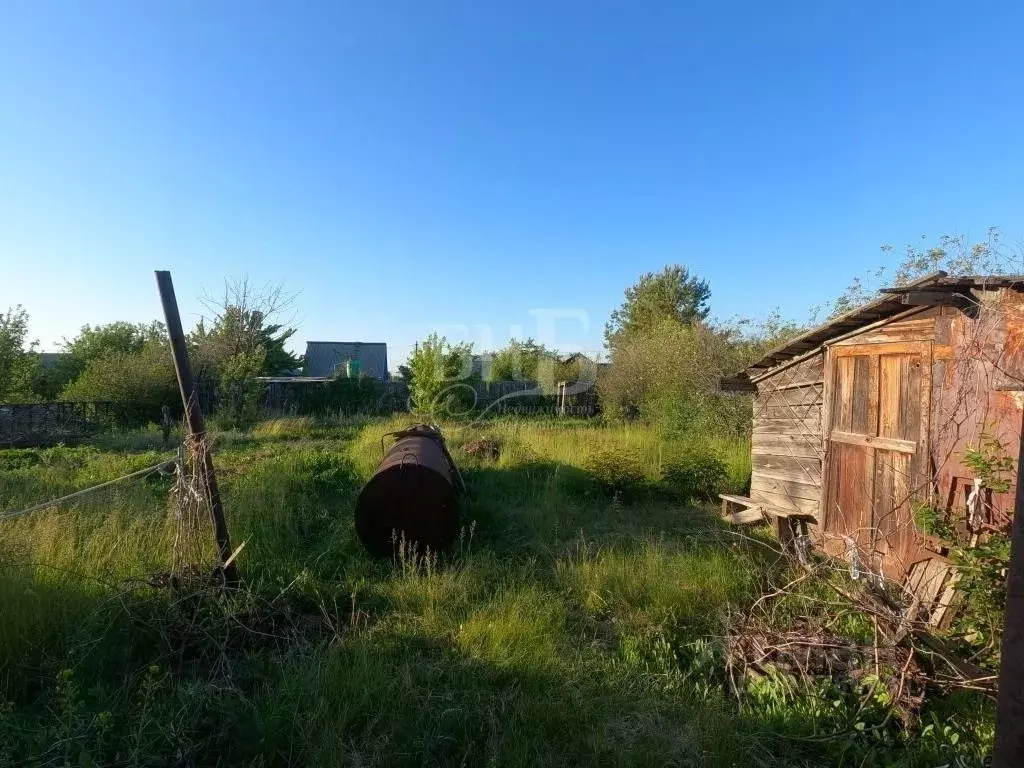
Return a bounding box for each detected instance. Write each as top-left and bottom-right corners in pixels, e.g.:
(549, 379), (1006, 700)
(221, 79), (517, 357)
(0, 306), (41, 402)
(553, 353), (602, 386)
(50, 321), (167, 390)
(214, 349), (266, 430)
(825, 228), (1017, 318)
(191, 278), (301, 378)
(61, 339), (178, 426)
(489, 338), (558, 383)
(64, 321), (164, 363)
(601, 318), (751, 436)
(722, 309), (806, 363)
(403, 333), (473, 416)
(605, 265), (710, 348)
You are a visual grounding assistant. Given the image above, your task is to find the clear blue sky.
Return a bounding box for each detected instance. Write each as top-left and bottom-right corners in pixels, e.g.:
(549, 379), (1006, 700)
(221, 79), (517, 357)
(2, 1), (1022, 369)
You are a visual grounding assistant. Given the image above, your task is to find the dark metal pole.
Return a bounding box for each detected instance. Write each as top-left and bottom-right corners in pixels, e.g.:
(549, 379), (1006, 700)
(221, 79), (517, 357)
(994, 414), (1024, 765)
(155, 270), (239, 585)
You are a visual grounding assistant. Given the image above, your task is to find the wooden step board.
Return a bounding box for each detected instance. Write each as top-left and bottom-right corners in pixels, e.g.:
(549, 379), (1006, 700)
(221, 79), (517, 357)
(719, 494), (766, 525)
(719, 493), (817, 525)
(727, 507), (767, 525)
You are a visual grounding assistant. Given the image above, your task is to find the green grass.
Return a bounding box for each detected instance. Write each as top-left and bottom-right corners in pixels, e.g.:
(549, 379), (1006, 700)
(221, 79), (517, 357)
(0, 416), (993, 766)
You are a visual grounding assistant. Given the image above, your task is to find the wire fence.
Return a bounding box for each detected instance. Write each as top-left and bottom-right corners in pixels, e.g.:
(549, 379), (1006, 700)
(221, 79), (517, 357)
(0, 438), (218, 585)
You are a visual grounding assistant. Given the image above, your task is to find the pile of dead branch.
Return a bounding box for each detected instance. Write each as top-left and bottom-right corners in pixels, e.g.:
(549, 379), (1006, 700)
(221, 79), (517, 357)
(724, 558), (997, 728)
(726, 616), (927, 723)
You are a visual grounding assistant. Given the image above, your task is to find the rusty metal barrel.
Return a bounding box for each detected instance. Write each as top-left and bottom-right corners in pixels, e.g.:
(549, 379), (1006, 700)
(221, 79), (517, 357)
(355, 424), (463, 557)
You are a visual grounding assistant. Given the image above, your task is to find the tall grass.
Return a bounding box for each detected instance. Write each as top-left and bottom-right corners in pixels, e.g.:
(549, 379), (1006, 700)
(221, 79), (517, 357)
(0, 416), (990, 766)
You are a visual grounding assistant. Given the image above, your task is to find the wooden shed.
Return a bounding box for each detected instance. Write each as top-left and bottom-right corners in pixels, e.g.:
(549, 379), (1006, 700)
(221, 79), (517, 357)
(721, 272), (1024, 615)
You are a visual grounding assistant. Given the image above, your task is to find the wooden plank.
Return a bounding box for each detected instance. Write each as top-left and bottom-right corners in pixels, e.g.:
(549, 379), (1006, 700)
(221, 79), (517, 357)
(753, 417), (821, 431)
(930, 570), (960, 628)
(750, 487), (819, 517)
(753, 404), (822, 421)
(819, 347), (836, 532)
(761, 379), (824, 392)
(934, 309), (952, 344)
(752, 453), (822, 482)
(751, 475), (821, 501)
(834, 329), (932, 346)
(725, 508), (766, 525)
(830, 430), (916, 454)
(825, 442), (873, 543)
(757, 385), (824, 407)
(851, 356), (872, 434)
(900, 291), (974, 311)
(830, 315), (936, 345)
(831, 341), (927, 358)
(835, 356), (854, 432)
(754, 466), (822, 487)
(753, 422), (821, 437)
(878, 354), (903, 440)
(719, 493), (759, 506)
(909, 559), (950, 612)
(873, 449), (914, 581)
(899, 355), (922, 442)
(751, 438), (824, 459)
(868, 354), (880, 438)
(917, 343), (932, 501)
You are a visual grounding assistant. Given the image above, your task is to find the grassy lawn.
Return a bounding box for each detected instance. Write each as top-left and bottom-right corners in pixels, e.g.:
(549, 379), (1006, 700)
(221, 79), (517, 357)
(0, 417), (994, 766)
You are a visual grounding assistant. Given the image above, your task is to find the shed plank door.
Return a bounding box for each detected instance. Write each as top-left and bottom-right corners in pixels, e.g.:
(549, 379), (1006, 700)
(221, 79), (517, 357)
(824, 343), (930, 581)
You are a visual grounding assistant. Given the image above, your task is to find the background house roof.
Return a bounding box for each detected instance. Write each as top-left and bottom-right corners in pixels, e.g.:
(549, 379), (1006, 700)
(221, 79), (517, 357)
(304, 341), (388, 379)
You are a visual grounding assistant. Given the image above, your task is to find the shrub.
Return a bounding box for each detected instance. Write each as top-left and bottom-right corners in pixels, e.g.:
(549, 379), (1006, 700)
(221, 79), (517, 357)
(402, 334), (475, 417)
(584, 446), (646, 495)
(215, 351), (266, 430)
(599, 320), (754, 438)
(61, 342), (178, 427)
(661, 447), (727, 502)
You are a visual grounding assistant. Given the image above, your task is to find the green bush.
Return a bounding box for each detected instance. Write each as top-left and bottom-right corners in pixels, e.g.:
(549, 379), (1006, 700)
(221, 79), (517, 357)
(61, 342), (178, 427)
(402, 333), (475, 417)
(214, 351), (266, 430)
(661, 447), (727, 501)
(584, 446), (646, 495)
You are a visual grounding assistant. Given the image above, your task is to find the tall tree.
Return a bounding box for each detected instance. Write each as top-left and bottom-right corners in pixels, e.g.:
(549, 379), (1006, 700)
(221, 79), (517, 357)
(825, 228), (1018, 318)
(192, 278), (301, 376)
(59, 321), (165, 382)
(489, 338), (556, 382)
(604, 265), (711, 349)
(0, 305), (39, 402)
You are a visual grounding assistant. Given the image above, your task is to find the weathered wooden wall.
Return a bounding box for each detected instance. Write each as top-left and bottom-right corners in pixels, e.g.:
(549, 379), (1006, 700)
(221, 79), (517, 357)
(931, 291), (1024, 526)
(750, 354), (825, 521)
(822, 309), (938, 577)
(750, 294), (1024, 597)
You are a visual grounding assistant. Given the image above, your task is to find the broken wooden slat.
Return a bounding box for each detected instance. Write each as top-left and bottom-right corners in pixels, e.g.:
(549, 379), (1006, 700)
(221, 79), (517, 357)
(726, 508), (766, 525)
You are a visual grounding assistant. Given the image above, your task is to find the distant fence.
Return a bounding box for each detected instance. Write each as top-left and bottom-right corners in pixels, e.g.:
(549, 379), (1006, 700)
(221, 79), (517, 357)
(0, 402), (120, 447)
(259, 378), (598, 418)
(0, 380), (599, 446)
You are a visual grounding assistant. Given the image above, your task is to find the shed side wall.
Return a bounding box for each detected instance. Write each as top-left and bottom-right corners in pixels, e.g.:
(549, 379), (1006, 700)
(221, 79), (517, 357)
(751, 354), (825, 519)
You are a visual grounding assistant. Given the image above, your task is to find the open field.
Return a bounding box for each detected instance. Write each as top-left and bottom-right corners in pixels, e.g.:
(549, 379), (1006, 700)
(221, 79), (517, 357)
(0, 417), (994, 766)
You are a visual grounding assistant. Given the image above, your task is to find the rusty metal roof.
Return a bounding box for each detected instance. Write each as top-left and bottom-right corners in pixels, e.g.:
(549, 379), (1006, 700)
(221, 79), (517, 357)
(722, 271), (1024, 388)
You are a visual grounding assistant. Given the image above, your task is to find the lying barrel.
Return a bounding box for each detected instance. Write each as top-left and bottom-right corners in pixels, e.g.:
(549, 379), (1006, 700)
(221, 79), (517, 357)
(355, 424), (462, 557)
